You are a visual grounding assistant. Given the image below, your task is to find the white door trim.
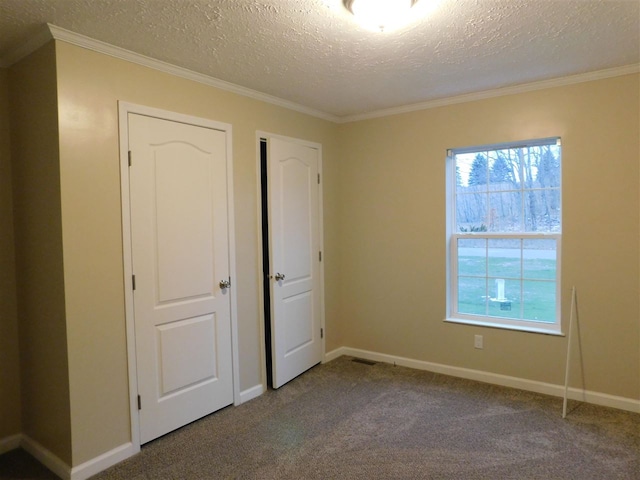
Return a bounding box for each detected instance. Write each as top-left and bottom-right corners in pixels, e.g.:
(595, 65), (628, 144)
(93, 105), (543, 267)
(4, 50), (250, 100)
(255, 131), (326, 389)
(118, 101), (240, 450)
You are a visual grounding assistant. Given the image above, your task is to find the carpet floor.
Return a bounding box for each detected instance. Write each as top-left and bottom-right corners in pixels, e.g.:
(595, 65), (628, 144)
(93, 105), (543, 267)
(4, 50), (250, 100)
(3, 356), (639, 479)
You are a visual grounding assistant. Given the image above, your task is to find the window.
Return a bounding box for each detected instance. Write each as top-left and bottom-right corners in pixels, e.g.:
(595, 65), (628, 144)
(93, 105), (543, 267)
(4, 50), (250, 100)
(446, 138), (562, 334)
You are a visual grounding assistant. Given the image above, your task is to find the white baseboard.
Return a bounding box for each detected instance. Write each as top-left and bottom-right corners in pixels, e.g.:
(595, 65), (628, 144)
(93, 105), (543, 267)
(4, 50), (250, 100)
(8, 384), (262, 479)
(326, 346), (640, 414)
(21, 435), (71, 480)
(0, 433), (22, 455)
(70, 442), (138, 480)
(16, 435), (138, 480)
(324, 347), (346, 363)
(240, 383), (265, 404)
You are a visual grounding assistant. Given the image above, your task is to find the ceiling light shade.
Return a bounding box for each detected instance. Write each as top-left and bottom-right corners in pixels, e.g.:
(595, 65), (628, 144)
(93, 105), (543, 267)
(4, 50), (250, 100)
(344, 0), (419, 32)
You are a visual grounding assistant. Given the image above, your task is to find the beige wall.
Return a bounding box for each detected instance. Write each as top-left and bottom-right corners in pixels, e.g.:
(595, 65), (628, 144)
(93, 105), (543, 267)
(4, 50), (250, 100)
(3, 36), (638, 471)
(0, 69), (21, 441)
(54, 41), (340, 465)
(9, 42), (72, 463)
(338, 74), (640, 401)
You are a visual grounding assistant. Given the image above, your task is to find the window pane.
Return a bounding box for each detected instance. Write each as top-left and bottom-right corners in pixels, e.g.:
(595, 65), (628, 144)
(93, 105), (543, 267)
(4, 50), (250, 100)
(457, 276), (487, 315)
(456, 193), (487, 232)
(524, 188), (560, 233)
(488, 238), (521, 279)
(458, 239), (486, 277)
(524, 189), (560, 233)
(466, 153), (488, 187)
(523, 239), (556, 280)
(522, 280), (556, 323)
(488, 150), (515, 187)
(455, 153), (481, 188)
(536, 146), (561, 189)
(487, 192), (521, 232)
(496, 148), (521, 188)
(520, 147), (536, 187)
(487, 278), (521, 318)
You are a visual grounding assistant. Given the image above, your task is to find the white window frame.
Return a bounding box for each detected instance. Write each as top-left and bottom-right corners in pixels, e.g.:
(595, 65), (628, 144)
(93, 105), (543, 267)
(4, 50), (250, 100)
(445, 138), (563, 335)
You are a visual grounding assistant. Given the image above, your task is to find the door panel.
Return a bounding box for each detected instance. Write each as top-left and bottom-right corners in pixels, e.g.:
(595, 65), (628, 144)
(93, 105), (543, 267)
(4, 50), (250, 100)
(283, 292), (313, 353)
(129, 113), (233, 444)
(269, 137), (322, 388)
(281, 158), (312, 280)
(154, 146), (214, 302)
(156, 314), (217, 395)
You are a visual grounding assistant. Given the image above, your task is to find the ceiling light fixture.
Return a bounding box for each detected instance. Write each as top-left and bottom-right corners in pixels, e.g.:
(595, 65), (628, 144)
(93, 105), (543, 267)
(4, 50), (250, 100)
(343, 0), (419, 32)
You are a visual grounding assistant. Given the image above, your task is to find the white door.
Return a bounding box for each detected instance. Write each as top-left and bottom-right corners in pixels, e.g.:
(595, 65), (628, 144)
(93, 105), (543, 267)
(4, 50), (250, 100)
(268, 137), (323, 388)
(129, 113), (233, 444)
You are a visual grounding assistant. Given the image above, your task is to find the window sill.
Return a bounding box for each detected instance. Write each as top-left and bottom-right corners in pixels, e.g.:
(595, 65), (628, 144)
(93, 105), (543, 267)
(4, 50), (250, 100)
(444, 317), (564, 336)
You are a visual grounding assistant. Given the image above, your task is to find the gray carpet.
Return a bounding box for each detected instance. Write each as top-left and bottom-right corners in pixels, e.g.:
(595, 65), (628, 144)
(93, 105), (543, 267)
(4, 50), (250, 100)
(3, 356), (639, 479)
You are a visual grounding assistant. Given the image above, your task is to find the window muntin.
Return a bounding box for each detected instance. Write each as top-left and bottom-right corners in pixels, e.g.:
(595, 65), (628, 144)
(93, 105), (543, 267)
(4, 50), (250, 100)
(448, 139), (561, 334)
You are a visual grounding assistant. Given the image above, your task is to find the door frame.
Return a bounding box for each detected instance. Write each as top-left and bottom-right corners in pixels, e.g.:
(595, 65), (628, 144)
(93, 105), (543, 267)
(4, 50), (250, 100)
(255, 132), (326, 390)
(118, 101), (241, 449)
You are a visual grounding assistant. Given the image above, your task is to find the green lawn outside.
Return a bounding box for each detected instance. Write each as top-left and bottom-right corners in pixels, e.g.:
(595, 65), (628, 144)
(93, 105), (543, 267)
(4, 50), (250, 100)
(457, 255), (556, 323)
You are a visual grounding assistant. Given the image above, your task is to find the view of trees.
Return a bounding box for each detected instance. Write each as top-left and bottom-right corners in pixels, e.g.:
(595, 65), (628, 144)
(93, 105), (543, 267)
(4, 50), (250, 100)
(455, 145), (560, 233)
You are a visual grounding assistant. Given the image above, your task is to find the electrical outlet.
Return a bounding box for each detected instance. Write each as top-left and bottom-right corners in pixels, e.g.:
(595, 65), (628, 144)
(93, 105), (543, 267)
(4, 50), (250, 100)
(474, 335), (483, 349)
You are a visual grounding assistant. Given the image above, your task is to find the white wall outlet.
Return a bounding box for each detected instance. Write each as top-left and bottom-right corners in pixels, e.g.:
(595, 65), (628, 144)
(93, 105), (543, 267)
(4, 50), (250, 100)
(474, 334), (483, 349)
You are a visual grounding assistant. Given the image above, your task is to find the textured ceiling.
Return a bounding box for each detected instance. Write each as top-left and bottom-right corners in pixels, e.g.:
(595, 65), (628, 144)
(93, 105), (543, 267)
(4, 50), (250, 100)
(0, 0), (638, 118)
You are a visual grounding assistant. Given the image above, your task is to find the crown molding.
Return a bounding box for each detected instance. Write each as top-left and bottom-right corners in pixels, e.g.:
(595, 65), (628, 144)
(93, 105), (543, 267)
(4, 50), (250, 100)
(0, 23), (339, 122)
(2, 24), (637, 124)
(338, 63), (640, 123)
(46, 24), (341, 123)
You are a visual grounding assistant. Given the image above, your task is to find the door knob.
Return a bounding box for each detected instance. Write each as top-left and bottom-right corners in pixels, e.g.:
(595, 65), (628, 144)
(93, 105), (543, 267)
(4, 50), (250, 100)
(274, 273), (286, 281)
(219, 279), (231, 289)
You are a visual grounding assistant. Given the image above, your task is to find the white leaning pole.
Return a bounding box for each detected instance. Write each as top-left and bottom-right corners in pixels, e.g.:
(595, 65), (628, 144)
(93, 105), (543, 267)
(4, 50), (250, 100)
(562, 286), (577, 419)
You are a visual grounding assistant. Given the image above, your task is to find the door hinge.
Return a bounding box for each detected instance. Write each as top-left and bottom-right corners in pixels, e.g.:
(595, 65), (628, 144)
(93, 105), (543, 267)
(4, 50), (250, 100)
(128, 150), (132, 167)
(320, 328), (324, 339)
(319, 251), (322, 262)
(137, 395), (141, 410)
(132, 274), (136, 291)
(317, 173), (320, 184)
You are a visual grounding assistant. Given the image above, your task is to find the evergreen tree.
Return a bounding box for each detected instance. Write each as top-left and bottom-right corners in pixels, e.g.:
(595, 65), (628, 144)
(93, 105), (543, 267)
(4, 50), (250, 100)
(490, 154), (511, 183)
(468, 153), (488, 185)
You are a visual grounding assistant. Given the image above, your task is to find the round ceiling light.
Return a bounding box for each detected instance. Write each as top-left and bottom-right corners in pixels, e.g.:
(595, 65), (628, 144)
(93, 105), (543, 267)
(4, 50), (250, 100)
(343, 0), (420, 32)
